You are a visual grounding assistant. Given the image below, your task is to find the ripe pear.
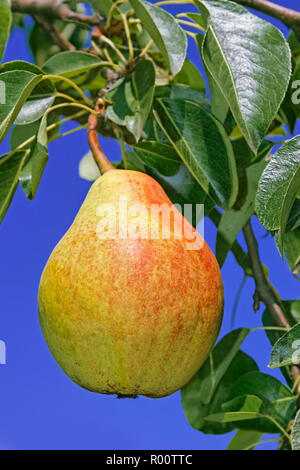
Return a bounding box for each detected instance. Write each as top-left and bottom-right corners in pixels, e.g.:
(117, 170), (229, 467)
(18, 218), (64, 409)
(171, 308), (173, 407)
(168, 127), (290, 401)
(38, 169), (223, 398)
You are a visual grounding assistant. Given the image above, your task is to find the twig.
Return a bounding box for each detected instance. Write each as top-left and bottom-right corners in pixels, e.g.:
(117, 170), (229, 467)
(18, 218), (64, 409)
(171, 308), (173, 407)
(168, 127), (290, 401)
(6, 109), (90, 160)
(121, 13), (134, 61)
(45, 101), (97, 115)
(33, 14), (75, 51)
(232, 0), (300, 41)
(183, 30), (197, 40)
(11, 0), (103, 26)
(242, 219), (300, 395)
(52, 123), (88, 141)
(244, 437), (281, 451)
(154, 0), (193, 5)
(87, 104), (115, 174)
(92, 27), (127, 64)
(43, 74), (92, 106)
(243, 221), (290, 328)
(176, 19), (205, 31)
(105, 0), (125, 30)
(139, 39), (153, 58)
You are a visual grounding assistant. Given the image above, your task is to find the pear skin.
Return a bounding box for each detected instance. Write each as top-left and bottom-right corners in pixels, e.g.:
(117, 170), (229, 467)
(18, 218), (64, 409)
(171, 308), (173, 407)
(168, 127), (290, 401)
(38, 170), (224, 398)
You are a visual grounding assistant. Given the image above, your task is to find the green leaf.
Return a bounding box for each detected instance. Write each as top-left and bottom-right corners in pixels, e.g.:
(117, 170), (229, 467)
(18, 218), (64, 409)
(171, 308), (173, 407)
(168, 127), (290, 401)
(18, 114), (48, 200)
(154, 98), (238, 208)
(0, 60), (45, 75)
(206, 68), (228, 123)
(10, 119), (41, 151)
(195, 0), (291, 152)
(269, 323), (300, 369)
(172, 58), (205, 93)
(66, 20), (89, 50)
(292, 410), (300, 450)
(286, 300), (300, 324)
(79, 150), (101, 182)
(290, 63), (300, 117)
(231, 138), (273, 168)
(268, 125), (287, 138)
(29, 23), (59, 67)
(214, 137), (273, 267)
(209, 208), (252, 274)
(106, 59), (155, 141)
(15, 95), (54, 126)
(125, 60), (155, 141)
(206, 65), (229, 123)
(287, 200), (300, 232)
(196, 34), (229, 123)
(181, 352), (258, 434)
(89, 0), (114, 17)
(11, 11), (24, 28)
(278, 80), (297, 134)
(168, 84), (210, 113)
(0, 71), (44, 143)
(131, 140), (215, 218)
(283, 228), (300, 276)
(127, 144), (213, 218)
(181, 329), (253, 434)
(186, 12), (206, 29)
(10, 110), (60, 151)
(227, 429), (263, 450)
(155, 83), (210, 112)
(123, 148), (146, 172)
(149, 162), (213, 217)
(256, 136), (300, 253)
(216, 157), (267, 266)
(205, 395), (263, 423)
(196, 329), (250, 404)
(42, 51), (102, 77)
(0, 151), (28, 224)
(73, 66), (106, 91)
(0, 0), (11, 63)
(227, 371), (297, 433)
(288, 31), (300, 61)
(0, 61), (56, 124)
(262, 308), (294, 387)
(129, 0), (187, 75)
(132, 141), (180, 176)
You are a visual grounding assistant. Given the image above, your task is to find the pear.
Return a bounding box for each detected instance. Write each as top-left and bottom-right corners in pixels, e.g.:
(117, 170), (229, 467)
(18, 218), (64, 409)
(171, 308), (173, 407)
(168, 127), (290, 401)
(38, 169), (223, 398)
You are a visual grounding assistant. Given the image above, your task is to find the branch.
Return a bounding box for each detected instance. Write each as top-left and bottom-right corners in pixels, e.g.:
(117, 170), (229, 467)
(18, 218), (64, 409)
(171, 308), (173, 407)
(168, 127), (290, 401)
(243, 220), (289, 328)
(242, 219), (300, 394)
(87, 105), (115, 175)
(11, 0), (104, 27)
(232, 0), (300, 41)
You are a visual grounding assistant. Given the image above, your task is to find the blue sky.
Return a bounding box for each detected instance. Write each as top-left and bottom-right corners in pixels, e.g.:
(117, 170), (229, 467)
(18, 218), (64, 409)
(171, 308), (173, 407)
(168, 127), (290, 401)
(0, 0), (299, 450)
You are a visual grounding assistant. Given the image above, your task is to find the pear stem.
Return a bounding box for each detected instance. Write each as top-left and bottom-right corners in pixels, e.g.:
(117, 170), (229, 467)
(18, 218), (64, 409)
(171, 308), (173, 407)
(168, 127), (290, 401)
(87, 108), (115, 174)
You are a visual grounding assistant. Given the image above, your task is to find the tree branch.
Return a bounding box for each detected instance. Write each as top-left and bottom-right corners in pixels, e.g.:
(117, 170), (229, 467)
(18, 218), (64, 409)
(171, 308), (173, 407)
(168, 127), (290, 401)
(242, 219), (300, 395)
(243, 220), (289, 328)
(11, 0), (104, 27)
(232, 0), (300, 41)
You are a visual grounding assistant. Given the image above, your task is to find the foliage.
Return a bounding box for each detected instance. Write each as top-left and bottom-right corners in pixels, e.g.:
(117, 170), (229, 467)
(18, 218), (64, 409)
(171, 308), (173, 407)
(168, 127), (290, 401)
(0, 0), (299, 450)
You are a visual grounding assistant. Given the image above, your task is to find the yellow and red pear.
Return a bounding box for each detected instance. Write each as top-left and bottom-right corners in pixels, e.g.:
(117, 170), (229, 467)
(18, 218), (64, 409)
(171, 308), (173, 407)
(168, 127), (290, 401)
(38, 169), (223, 398)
